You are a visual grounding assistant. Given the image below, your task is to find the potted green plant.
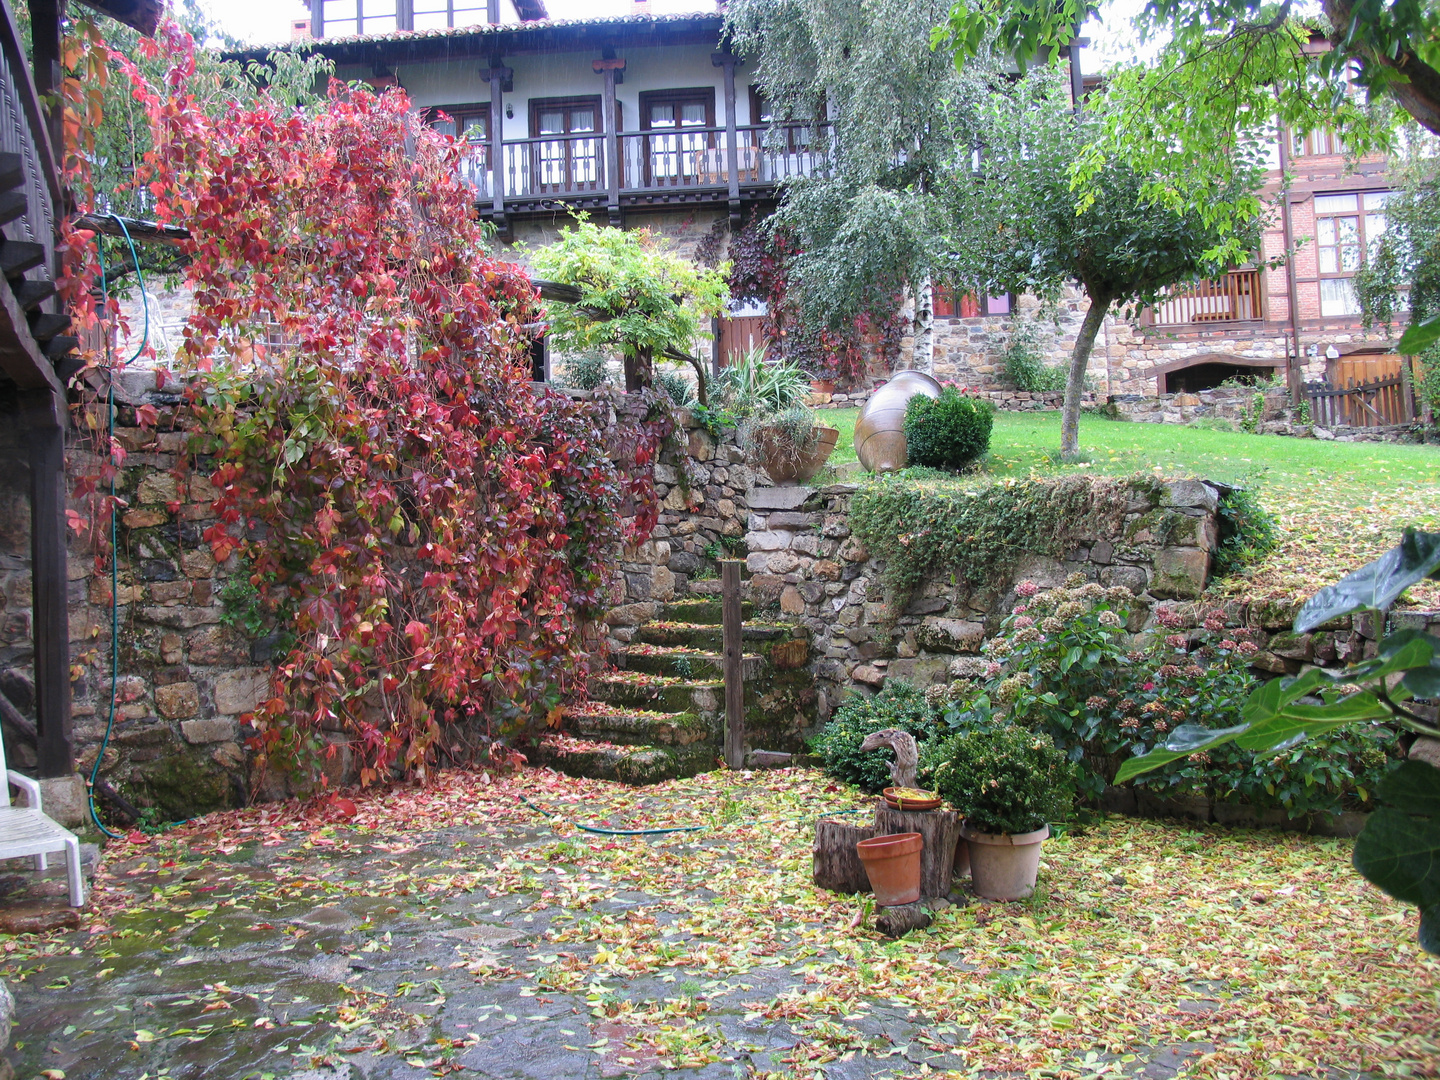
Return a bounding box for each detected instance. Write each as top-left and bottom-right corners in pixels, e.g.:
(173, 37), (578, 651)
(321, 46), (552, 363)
(929, 725), (1072, 900)
(716, 349), (838, 484)
(749, 406), (840, 484)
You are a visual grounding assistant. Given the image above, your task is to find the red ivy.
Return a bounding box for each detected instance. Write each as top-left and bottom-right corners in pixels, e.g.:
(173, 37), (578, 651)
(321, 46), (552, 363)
(726, 213), (904, 386)
(124, 24), (667, 786)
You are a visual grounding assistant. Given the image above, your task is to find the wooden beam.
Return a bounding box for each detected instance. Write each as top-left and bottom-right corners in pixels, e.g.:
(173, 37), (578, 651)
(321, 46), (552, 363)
(72, 213), (191, 243)
(595, 56), (625, 227)
(0, 263), (62, 392)
(23, 387), (73, 780)
(72, 0), (161, 35)
(721, 559), (744, 770)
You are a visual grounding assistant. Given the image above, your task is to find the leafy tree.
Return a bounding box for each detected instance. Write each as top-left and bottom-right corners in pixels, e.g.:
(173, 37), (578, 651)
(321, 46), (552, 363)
(725, 0), (995, 373)
(1355, 140), (1440, 415)
(531, 219), (729, 397)
(33, 1), (332, 292)
(948, 71), (1262, 456)
(939, 1), (1399, 259)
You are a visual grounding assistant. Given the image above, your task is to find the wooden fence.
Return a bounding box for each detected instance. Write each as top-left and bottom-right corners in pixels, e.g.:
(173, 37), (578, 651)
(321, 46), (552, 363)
(1306, 372), (1414, 428)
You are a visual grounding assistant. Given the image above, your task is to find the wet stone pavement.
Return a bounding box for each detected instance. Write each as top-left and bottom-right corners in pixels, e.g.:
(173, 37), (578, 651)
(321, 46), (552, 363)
(2, 769), (1431, 1079)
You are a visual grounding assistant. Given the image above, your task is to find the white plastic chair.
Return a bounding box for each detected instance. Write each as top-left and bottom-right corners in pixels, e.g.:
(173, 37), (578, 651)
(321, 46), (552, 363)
(0, 736), (85, 907)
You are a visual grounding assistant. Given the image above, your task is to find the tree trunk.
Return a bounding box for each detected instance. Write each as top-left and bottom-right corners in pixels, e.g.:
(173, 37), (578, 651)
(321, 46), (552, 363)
(813, 818), (876, 894)
(1060, 292), (1111, 458)
(873, 801), (961, 899)
(625, 347), (654, 393)
(1323, 0), (1440, 136)
(911, 273), (934, 374)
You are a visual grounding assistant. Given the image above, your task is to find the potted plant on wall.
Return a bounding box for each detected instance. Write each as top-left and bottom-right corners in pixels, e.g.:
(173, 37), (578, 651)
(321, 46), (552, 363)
(929, 725), (1072, 901)
(750, 406), (840, 484)
(718, 348), (839, 484)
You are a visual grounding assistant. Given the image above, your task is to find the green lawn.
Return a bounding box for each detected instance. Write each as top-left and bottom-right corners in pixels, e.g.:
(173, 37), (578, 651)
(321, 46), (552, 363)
(824, 408), (1440, 608)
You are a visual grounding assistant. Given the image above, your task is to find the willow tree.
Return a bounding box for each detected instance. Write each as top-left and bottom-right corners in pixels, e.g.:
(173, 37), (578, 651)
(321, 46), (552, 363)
(725, 0), (994, 373)
(948, 71), (1263, 457)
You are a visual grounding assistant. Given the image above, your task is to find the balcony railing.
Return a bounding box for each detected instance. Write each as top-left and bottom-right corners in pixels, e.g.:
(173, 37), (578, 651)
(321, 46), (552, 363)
(1145, 269), (1264, 327)
(462, 123), (832, 203)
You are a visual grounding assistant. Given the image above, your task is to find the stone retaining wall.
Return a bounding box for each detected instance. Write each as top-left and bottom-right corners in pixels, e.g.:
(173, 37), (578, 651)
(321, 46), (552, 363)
(738, 478), (1229, 721)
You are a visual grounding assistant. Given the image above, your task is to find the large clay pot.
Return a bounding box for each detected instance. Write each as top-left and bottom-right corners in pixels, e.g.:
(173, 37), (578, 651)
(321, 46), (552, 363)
(854, 370), (942, 472)
(961, 823), (1048, 901)
(754, 424), (839, 485)
(856, 831), (923, 906)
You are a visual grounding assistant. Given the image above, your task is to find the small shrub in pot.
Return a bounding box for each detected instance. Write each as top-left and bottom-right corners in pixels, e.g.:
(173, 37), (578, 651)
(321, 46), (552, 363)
(928, 724), (1072, 900)
(929, 724), (1072, 836)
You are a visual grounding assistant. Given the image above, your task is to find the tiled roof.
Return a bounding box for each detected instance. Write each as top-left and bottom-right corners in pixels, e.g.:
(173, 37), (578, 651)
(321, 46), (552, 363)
(238, 11), (724, 55)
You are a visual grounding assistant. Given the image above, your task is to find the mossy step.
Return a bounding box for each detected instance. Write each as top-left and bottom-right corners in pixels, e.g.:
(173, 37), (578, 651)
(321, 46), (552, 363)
(532, 733), (721, 785)
(637, 621), (795, 649)
(590, 672), (725, 714)
(565, 701), (717, 747)
(618, 644), (765, 678)
(659, 598), (755, 626)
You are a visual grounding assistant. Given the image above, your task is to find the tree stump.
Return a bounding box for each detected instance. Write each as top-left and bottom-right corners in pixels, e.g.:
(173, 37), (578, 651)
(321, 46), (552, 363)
(875, 902), (933, 938)
(873, 801), (961, 900)
(813, 818), (876, 894)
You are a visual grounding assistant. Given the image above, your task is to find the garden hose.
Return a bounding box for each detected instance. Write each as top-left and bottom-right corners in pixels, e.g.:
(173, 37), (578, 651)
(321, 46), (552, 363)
(88, 215), (149, 841)
(517, 792), (862, 836)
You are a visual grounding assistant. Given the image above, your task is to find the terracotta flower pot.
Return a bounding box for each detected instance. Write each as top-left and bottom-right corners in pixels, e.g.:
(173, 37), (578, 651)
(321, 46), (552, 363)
(856, 831), (923, 906)
(810, 378), (837, 394)
(754, 424), (839, 485)
(961, 823), (1048, 901)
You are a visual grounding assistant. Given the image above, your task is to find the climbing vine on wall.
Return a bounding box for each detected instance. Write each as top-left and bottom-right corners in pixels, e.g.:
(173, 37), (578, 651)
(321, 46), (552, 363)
(116, 24), (669, 786)
(726, 214), (903, 386)
(848, 474), (1138, 612)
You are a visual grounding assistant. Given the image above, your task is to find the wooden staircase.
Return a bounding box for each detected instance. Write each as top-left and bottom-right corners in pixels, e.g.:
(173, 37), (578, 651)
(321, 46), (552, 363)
(532, 597), (813, 784)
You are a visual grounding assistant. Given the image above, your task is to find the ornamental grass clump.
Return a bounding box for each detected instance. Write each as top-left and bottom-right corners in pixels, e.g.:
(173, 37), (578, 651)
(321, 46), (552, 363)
(810, 681), (943, 793)
(929, 724), (1072, 835)
(902, 385), (994, 469)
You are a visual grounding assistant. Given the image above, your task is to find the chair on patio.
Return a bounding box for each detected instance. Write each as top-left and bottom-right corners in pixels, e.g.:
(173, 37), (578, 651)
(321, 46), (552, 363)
(0, 736), (85, 906)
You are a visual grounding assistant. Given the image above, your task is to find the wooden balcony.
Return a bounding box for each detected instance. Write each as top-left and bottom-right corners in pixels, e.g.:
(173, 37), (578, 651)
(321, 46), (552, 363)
(467, 123), (831, 221)
(1143, 269), (1265, 328)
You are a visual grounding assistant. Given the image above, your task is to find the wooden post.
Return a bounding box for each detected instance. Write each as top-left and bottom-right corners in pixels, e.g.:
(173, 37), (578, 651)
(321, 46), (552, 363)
(481, 61), (512, 230)
(720, 558), (744, 769)
(23, 388), (72, 779)
(873, 801), (961, 900)
(594, 54), (626, 228)
(309, 0), (323, 37)
(712, 51), (742, 228)
(30, 0), (63, 159)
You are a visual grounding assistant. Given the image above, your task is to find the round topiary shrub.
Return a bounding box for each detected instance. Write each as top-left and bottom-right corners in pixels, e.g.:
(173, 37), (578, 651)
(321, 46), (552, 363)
(810, 681), (942, 793)
(903, 386), (994, 469)
(929, 724), (1072, 835)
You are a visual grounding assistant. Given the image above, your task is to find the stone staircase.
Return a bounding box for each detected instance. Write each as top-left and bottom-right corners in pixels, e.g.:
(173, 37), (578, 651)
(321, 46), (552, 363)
(532, 597), (816, 784)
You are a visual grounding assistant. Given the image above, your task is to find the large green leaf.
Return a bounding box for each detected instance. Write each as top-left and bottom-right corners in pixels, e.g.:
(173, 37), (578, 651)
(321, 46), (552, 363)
(1353, 762), (1440, 957)
(1113, 722), (1249, 782)
(1398, 313), (1440, 355)
(1294, 530), (1440, 633)
(1376, 759), (1440, 817)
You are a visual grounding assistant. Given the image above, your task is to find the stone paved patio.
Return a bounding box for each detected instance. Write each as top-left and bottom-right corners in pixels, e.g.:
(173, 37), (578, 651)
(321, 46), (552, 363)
(3, 768), (1435, 1079)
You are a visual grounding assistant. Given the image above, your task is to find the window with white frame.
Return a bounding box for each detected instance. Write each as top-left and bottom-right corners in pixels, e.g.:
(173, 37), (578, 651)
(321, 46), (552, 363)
(1315, 191), (1389, 318)
(321, 0), (397, 36)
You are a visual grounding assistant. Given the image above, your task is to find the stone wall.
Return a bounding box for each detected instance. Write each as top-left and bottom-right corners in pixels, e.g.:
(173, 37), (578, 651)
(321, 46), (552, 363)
(908, 286), (1393, 398)
(740, 478), (1224, 721)
(601, 413), (755, 651)
(0, 370), (258, 823)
